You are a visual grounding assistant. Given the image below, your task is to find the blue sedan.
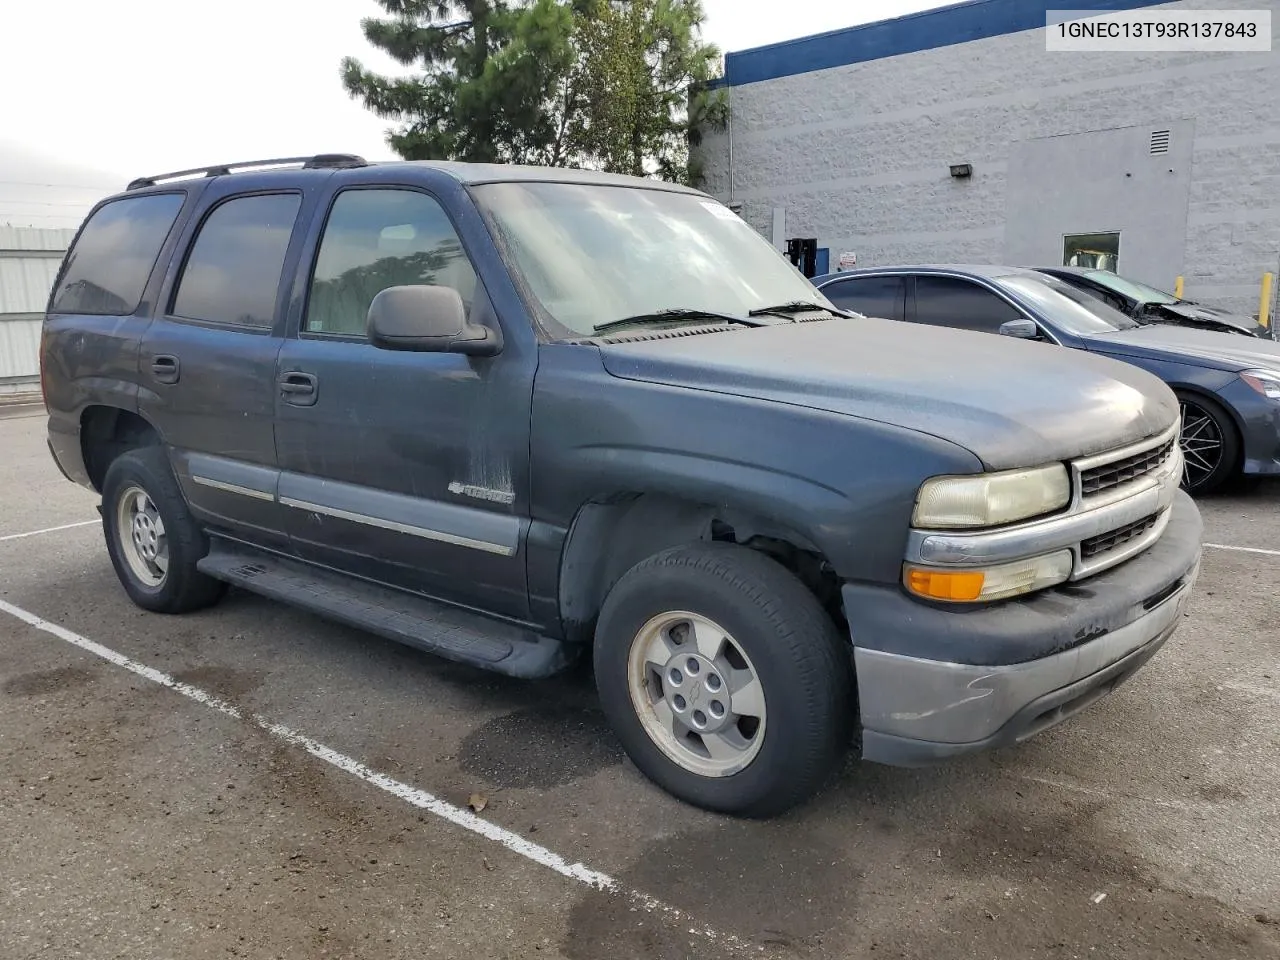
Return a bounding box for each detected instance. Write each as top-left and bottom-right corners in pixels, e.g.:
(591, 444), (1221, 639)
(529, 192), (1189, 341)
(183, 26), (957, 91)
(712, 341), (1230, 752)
(811, 265), (1280, 494)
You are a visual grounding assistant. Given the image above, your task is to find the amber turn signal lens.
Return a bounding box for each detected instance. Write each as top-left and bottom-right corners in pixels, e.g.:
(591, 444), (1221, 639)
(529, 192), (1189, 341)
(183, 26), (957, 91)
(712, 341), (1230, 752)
(904, 551), (1074, 603)
(904, 567), (985, 602)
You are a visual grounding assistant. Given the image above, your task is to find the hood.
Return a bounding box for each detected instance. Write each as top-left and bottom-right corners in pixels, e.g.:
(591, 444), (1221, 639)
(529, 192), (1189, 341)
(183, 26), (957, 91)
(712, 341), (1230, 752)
(1084, 324), (1280, 372)
(598, 319), (1177, 470)
(1149, 301), (1265, 337)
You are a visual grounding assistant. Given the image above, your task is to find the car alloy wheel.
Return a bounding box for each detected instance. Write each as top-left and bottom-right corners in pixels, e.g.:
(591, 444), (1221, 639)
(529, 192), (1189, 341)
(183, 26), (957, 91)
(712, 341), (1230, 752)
(626, 610), (766, 778)
(1179, 399), (1224, 491)
(117, 484), (169, 587)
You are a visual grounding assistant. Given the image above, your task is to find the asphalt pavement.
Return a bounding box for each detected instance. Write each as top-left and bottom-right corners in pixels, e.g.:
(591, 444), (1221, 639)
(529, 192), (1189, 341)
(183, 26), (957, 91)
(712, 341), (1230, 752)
(1, 408), (1278, 959)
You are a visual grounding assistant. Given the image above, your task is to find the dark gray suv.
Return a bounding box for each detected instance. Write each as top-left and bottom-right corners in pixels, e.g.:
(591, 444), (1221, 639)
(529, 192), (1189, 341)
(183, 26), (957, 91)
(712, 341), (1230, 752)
(42, 155), (1202, 816)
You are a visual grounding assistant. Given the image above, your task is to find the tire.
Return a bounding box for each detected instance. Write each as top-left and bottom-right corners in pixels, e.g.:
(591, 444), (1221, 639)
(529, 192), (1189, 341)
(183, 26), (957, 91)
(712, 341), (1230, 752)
(101, 446), (226, 614)
(593, 541), (853, 818)
(1177, 392), (1240, 496)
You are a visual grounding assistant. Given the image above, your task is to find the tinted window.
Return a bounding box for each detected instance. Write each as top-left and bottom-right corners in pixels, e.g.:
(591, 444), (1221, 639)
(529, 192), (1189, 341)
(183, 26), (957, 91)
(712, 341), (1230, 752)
(998, 275), (1139, 334)
(172, 193), (301, 328)
(913, 276), (1023, 333)
(822, 276), (905, 321)
(51, 193), (185, 315)
(305, 189), (478, 336)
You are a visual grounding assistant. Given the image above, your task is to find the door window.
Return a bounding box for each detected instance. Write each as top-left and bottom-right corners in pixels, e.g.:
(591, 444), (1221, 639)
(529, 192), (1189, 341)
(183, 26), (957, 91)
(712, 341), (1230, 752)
(822, 276), (906, 322)
(305, 189), (478, 336)
(913, 276), (1024, 334)
(172, 193), (301, 328)
(51, 193), (185, 316)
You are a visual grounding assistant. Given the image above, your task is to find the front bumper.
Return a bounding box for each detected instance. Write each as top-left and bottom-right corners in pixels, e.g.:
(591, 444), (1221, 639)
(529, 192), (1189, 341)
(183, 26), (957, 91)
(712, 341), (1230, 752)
(1218, 377), (1280, 477)
(846, 490), (1202, 766)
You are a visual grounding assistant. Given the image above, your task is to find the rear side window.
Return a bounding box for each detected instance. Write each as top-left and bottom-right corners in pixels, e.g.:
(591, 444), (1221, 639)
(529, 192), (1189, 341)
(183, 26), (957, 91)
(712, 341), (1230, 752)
(172, 193), (301, 328)
(822, 276), (906, 322)
(50, 193), (185, 316)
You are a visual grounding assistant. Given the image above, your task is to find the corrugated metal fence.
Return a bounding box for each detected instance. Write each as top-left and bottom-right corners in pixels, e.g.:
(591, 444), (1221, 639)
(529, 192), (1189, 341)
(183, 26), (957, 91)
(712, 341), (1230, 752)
(0, 226), (73, 395)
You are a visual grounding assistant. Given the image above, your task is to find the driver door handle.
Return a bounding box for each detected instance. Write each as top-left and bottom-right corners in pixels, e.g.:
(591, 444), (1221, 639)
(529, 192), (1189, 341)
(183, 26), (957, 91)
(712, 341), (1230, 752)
(279, 371), (318, 406)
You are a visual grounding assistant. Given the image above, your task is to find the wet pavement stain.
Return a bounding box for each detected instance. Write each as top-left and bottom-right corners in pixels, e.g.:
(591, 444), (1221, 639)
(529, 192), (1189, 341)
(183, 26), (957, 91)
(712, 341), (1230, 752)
(917, 797), (1279, 960)
(1196, 782), (1248, 803)
(562, 821), (855, 959)
(562, 779), (1280, 960)
(458, 704), (624, 790)
(3, 665), (98, 697)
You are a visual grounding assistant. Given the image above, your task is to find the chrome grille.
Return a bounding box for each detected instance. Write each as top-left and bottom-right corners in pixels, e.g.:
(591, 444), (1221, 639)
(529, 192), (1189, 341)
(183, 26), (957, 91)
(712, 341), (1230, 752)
(1081, 513), (1161, 560)
(1080, 436), (1176, 497)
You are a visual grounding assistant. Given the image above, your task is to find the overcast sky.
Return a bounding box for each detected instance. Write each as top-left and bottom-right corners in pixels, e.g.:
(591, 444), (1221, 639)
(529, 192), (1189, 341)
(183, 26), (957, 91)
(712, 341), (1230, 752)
(0, 0), (941, 228)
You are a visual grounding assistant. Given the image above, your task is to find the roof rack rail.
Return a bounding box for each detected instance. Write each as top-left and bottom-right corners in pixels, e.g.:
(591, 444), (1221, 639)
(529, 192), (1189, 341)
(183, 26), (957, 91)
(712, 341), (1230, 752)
(126, 154), (368, 191)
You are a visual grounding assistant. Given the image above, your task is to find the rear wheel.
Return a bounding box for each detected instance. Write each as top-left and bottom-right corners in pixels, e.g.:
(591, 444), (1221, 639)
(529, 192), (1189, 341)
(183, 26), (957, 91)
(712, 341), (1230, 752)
(594, 542), (853, 818)
(1177, 393), (1239, 495)
(102, 447), (226, 613)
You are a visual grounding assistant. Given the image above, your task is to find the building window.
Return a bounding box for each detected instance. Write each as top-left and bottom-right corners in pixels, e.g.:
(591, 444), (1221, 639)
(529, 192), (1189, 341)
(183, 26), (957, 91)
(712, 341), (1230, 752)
(1064, 232), (1120, 272)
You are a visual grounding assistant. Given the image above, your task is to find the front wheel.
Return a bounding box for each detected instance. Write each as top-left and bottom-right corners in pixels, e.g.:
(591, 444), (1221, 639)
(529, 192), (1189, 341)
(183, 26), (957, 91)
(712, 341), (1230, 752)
(1177, 393), (1239, 495)
(594, 542), (853, 818)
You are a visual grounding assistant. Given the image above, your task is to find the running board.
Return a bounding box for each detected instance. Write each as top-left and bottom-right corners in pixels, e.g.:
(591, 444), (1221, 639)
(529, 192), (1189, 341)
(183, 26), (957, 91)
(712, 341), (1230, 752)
(197, 541), (571, 679)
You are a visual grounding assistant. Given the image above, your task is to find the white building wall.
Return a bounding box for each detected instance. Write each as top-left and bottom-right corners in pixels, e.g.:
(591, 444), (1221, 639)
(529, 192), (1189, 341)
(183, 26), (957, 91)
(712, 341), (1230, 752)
(700, 0), (1280, 317)
(0, 226), (72, 393)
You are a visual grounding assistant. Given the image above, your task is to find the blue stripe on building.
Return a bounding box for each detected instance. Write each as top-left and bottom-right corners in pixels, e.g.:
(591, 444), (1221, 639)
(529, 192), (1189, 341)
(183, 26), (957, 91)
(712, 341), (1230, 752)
(716, 0), (1176, 87)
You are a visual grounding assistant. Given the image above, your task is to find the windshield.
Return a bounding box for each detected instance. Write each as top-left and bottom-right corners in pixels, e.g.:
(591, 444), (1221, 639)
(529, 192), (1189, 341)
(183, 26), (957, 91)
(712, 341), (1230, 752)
(998, 274), (1141, 335)
(472, 181), (833, 336)
(1081, 269), (1178, 305)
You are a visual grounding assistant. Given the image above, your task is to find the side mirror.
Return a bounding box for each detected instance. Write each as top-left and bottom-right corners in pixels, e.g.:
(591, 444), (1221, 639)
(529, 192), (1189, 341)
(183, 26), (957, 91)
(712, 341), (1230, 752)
(367, 285), (500, 356)
(998, 318), (1040, 340)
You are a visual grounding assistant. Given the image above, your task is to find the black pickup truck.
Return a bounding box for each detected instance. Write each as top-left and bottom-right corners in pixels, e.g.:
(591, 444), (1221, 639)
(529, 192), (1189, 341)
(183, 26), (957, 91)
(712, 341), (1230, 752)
(41, 155), (1203, 816)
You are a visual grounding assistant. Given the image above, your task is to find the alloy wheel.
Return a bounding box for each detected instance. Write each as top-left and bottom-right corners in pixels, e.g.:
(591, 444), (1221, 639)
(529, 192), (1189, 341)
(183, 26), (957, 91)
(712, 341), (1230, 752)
(1179, 399), (1224, 491)
(116, 484), (169, 587)
(626, 611), (767, 778)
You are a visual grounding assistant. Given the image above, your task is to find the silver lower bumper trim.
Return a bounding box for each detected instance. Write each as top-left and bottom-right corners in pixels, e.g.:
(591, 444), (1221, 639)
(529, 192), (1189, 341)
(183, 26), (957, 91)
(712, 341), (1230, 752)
(854, 560), (1198, 747)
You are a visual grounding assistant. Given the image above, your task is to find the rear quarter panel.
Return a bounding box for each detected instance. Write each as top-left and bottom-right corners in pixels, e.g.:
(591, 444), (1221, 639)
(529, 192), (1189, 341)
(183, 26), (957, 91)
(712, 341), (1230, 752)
(41, 186), (204, 485)
(41, 314), (152, 485)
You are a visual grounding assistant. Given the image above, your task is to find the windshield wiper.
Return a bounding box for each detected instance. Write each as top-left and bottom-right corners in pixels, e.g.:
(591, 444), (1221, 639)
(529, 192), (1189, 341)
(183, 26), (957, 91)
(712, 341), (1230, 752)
(748, 300), (846, 319)
(592, 308), (767, 335)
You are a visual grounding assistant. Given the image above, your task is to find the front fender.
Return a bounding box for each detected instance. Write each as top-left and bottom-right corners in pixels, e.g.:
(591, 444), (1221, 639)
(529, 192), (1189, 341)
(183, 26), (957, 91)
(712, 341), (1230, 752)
(530, 345), (983, 587)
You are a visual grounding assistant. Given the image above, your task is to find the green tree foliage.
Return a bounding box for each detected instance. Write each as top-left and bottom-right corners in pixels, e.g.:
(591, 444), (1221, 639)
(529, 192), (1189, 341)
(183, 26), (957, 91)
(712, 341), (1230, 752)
(341, 0), (575, 164)
(571, 0), (726, 183)
(343, 0), (726, 184)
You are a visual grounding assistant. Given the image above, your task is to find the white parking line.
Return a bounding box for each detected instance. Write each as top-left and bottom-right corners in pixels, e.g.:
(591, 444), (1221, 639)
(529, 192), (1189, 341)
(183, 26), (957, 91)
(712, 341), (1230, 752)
(1220, 680), (1280, 702)
(1203, 542), (1280, 558)
(0, 597), (750, 953)
(1013, 773), (1204, 813)
(0, 520), (98, 543)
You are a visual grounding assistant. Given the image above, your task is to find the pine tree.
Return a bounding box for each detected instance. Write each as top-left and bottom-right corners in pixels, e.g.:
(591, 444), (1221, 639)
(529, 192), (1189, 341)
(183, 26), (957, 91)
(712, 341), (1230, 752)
(342, 0), (726, 182)
(341, 0), (575, 164)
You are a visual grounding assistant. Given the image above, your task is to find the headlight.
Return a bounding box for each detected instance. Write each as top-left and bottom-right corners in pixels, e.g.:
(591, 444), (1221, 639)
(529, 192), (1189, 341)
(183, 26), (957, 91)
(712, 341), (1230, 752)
(1241, 369), (1280, 400)
(912, 464), (1070, 529)
(904, 550), (1073, 603)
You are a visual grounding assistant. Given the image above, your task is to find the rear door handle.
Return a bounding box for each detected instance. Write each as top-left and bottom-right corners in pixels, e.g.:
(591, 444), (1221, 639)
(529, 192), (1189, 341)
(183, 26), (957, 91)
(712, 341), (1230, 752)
(150, 354), (180, 384)
(279, 371), (318, 406)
